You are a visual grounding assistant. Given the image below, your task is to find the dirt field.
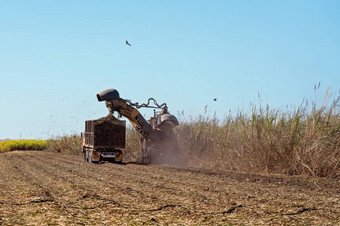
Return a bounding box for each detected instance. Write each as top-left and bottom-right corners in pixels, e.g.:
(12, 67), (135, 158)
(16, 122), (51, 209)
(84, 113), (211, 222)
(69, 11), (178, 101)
(0, 151), (339, 225)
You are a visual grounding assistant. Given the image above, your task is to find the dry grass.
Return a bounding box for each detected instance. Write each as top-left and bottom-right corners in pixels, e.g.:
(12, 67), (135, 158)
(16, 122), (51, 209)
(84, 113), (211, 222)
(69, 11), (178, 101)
(176, 90), (340, 178)
(125, 127), (143, 162)
(46, 135), (82, 154)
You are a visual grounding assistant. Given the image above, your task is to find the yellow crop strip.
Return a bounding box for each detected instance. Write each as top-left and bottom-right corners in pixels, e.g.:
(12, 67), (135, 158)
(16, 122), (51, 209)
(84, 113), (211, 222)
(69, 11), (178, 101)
(0, 140), (46, 153)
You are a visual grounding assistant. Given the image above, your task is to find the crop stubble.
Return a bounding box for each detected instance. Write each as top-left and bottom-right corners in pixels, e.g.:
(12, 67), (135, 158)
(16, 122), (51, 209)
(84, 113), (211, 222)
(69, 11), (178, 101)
(0, 151), (339, 225)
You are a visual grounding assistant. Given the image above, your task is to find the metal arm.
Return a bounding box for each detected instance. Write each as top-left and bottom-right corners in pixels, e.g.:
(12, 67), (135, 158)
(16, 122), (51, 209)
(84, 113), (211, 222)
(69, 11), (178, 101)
(105, 99), (154, 140)
(97, 89), (178, 145)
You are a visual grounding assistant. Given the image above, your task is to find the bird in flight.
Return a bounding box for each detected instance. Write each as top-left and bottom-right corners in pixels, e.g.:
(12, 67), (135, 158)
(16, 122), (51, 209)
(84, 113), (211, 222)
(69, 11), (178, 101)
(126, 40), (131, 46)
(213, 98), (217, 101)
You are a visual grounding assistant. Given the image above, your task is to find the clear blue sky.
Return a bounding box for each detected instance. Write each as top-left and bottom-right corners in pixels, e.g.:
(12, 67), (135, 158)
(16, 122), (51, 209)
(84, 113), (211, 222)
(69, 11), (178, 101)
(0, 0), (339, 139)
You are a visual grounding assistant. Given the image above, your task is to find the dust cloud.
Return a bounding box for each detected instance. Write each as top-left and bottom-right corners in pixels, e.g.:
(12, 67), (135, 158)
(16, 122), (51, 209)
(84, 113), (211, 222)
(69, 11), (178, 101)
(146, 126), (187, 167)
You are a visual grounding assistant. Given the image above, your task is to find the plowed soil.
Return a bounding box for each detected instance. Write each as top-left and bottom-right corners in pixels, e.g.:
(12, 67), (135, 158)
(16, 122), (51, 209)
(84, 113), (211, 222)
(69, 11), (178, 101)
(0, 151), (339, 225)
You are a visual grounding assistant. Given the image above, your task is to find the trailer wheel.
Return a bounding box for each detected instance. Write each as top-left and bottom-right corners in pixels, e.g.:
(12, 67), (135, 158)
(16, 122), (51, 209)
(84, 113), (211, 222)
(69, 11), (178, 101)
(83, 151), (87, 162)
(88, 150), (93, 163)
(85, 149), (89, 162)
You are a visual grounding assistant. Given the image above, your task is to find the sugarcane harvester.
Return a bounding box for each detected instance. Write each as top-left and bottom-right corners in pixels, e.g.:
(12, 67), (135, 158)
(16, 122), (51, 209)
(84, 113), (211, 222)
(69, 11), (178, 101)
(82, 89), (179, 164)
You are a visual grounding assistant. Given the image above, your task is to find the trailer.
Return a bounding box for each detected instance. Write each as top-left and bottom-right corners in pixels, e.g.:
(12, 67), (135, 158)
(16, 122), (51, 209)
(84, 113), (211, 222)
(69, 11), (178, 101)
(82, 115), (126, 163)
